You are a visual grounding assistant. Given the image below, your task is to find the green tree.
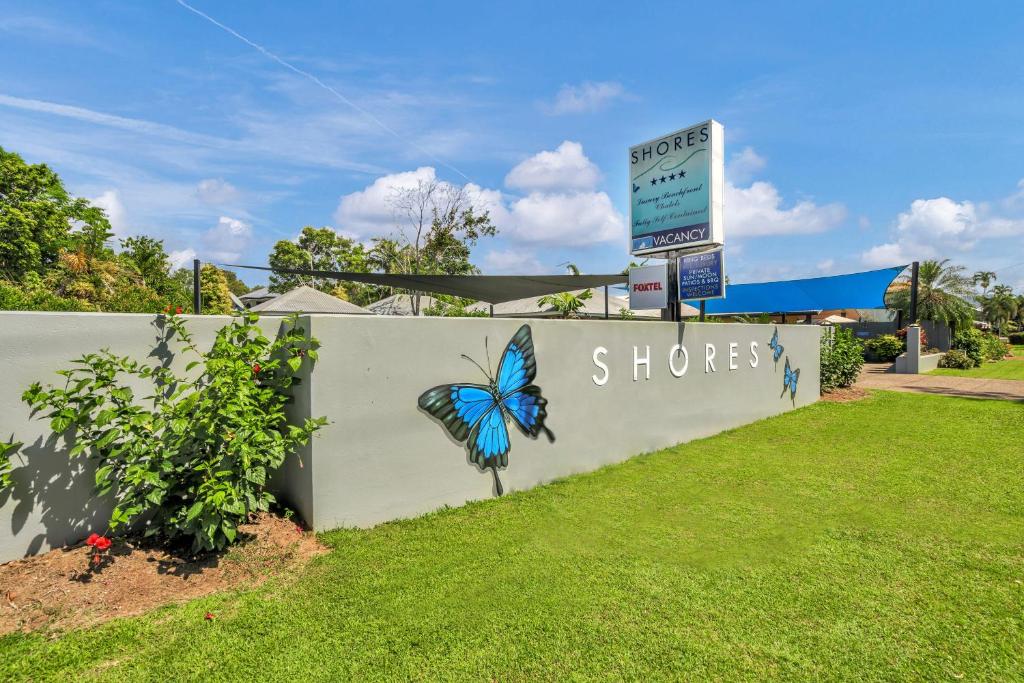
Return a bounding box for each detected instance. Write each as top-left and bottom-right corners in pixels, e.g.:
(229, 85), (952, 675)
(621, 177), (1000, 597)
(0, 146), (112, 281)
(268, 226), (371, 302)
(972, 270), (997, 297)
(220, 269), (252, 297)
(887, 259), (975, 328)
(385, 179), (498, 314)
(981, 285), (1018, 335)
(120, 236), (171, 293)
(200, 264), (234, 314)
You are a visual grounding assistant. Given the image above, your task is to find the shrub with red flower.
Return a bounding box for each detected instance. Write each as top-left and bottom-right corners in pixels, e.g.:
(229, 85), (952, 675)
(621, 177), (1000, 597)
(86, 532), (113, 568)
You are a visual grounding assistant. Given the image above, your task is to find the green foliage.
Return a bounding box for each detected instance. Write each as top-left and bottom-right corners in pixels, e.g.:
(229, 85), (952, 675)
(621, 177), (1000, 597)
(979, 333), (1011, 362)
(887, 259), (975, 328)
(0, 439), (22, 490)
(0, 279), (92, 311)
(200, 264), (234, 315)
(979, 285), (1018, 335)
(820, 327), (864, 392)
(952, 328), (984, 367)
(938, 349), (975, 369)
(16, 312), (326, 552)
(862, 334), (904, 362)
(537, 289), (593, 319)
(422, 294), (488, 317)
(268, 226), (371, 302)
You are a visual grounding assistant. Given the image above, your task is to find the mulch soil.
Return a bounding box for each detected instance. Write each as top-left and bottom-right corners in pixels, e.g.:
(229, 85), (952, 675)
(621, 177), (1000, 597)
(820, 386), (870, 402)
(0, 513), (327, 636)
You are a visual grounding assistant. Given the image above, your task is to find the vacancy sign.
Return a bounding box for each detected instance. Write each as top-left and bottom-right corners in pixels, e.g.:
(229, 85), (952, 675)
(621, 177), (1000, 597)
(629, 119), (725, 257)
(628, 263), (669, 310)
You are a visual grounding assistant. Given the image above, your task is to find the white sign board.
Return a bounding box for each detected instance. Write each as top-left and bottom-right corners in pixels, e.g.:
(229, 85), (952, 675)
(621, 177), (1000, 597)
(629, 119), (725, 256)
(628, 263), (668, 310)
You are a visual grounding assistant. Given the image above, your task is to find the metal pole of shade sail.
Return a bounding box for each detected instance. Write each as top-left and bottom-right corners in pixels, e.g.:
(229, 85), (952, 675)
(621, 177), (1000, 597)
(604, 285), (609, 319)
(192, 259), (202, 314)
(909, 261), (920, 323)
(489, 304), (494, 318)
(699, 300), (706, 322)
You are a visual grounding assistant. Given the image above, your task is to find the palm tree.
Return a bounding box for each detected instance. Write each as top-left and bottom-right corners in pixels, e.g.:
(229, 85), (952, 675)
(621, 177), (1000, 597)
(888, 259), (975, 328)
(981, 285), (1018, 335)
(537, 289), (594, 319)
(973, 270), (997, 296)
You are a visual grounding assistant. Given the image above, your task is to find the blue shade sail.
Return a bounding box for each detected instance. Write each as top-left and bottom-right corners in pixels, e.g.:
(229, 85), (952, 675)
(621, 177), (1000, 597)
(684, 265), (908, 315)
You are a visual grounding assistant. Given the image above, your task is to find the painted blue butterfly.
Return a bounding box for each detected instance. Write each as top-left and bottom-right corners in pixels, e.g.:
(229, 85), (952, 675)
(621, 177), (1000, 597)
(769, 327), (784, 363)
(782, 357), (800, 400)
(418, 324), (554, 495)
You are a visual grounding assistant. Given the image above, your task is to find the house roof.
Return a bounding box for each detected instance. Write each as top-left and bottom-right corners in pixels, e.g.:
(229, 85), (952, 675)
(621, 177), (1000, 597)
(466, 289), (698, 319)
(240, 286), (273, 301)
(249, 286), (371, 315)
(366, 293), (440, 316)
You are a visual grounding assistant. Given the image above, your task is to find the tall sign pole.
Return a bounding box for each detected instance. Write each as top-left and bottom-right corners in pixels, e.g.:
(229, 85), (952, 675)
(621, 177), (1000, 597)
(193, 259), (202, 315)
(910, 261), (919, 323)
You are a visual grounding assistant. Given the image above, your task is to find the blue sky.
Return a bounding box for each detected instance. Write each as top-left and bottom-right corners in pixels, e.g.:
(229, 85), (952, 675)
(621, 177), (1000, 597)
(2, 1), (1023, 290)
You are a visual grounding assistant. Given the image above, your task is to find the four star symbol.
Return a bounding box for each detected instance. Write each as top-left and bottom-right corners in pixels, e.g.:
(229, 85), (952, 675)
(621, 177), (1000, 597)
(640, 169), (689, 188)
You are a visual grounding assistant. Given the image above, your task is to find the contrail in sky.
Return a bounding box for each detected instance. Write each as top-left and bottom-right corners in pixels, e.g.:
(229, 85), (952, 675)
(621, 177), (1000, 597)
(174, 0), (473, 182)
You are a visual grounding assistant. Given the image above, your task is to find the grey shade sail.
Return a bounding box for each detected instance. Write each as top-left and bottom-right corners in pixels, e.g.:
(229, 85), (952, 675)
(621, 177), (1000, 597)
(222, 264), (628, 305)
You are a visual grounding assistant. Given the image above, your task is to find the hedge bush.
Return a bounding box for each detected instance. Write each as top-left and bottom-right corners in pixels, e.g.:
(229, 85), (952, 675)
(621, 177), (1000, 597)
(821, 327), (864, 393)
(952, 328), (984, 367)
(980, 334), (1011, 362)
(1008, 332), (1024, 345)
(863, 334), (904, 362)
(13, 312), (326, 552)
(939, 349), (975, 369)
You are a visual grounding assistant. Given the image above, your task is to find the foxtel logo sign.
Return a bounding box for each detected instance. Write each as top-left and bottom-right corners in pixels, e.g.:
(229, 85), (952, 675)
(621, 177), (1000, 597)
(632, 282), (663, 292)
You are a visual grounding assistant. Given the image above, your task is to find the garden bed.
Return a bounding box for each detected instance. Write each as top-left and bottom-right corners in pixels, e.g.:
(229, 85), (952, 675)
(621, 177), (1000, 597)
(0, 513), (326, 636)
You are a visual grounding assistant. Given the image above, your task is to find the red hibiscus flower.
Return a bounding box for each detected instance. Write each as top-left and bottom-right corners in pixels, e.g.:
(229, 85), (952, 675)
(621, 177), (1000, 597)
(93, 536), (112, 551)
(252, 363), (261, 374)
(204, 612), (215, 621)
(175, 306), (183, 314)
(86, 533), (100, 547)
(92, 553), (101, 566)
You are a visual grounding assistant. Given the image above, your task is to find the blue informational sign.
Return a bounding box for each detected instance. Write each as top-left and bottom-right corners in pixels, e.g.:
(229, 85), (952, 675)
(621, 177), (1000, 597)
(678, 248), (725, 301)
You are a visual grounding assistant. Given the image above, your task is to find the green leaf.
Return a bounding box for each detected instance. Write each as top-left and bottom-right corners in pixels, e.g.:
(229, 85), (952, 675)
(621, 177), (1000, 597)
(287, 356), (303, 373)
(186, 501), (203, 522)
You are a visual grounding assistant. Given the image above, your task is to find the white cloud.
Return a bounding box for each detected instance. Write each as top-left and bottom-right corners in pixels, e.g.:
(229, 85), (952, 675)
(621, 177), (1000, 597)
(727, 147), (766, 184)
(201, 216), (252, 262)
(505, 141), (601, 192)
(89, 189), (128, 237)
(862, 242), (913, 268)
(482, 248), (545, 274)
(333, 166), (436, 238)
(816, 258), (836, 273)
(169, 248), (197, 271)
(546, 81), (626, 115)
(505, 191), (624, 245)
(196, 178), (240, 205)
(726, 180), (847, 237)
(861, 184), (1024, 267)
(333, 140), (624, 249)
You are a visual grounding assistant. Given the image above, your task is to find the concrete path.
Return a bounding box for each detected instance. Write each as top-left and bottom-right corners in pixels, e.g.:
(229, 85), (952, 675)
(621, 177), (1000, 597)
(857, 363), (1024, 402)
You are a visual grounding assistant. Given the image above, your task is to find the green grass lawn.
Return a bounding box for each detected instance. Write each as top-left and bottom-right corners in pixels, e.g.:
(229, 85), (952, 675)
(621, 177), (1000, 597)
(2, 392), (1023, 681)
(929, 357), (1024, 380)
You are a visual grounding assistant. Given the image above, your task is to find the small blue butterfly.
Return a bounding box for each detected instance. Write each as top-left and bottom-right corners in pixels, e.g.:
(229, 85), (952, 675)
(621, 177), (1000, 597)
(769, 327), (784, 363)
(418, 324), (554, 496)
(782, 357), (800, 400)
